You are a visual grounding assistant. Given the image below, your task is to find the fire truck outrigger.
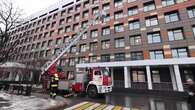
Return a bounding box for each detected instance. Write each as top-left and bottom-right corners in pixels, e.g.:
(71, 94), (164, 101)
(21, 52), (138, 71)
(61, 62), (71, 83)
(41, 3), (112, 98)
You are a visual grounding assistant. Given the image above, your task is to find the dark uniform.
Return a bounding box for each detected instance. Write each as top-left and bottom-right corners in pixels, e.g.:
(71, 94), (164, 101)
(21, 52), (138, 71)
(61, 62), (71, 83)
(188, 84), (195, 110)
(50, 73), (59, 99)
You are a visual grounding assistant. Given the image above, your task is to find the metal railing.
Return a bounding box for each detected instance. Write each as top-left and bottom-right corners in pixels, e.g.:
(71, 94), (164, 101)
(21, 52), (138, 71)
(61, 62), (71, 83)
(153, 82), (173, 91)
(131, 82), (148, 90)
(114, 80), (124, 88)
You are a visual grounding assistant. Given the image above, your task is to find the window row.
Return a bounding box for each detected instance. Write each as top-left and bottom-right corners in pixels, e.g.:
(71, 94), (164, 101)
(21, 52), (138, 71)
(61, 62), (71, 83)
(9, 0), (193, 35)
(13, 47), (189, 64)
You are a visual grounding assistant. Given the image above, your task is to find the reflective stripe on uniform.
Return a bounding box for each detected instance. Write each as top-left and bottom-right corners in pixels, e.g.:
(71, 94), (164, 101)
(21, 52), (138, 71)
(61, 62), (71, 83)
(55, 77), (59, 80)
(51, 84), (58, 87)
(50, 93), (56, 96)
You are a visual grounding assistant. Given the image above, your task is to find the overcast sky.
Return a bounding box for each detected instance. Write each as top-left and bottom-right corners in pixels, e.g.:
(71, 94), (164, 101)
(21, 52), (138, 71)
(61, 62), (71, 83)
(14, 0), (61, 17)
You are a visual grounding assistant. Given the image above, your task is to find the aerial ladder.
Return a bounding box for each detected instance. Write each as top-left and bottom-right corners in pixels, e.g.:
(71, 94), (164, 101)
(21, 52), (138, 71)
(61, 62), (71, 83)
(41, 3), (107, 75)
(40, 2), (113, 98)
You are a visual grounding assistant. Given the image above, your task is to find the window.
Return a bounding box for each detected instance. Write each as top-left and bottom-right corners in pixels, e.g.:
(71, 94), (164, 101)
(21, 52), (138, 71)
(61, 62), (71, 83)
(41, 41), (46, 47)
(92, 19), (99, 25)
(74, 14), (80, 21)
(168, 28), (184, 41)
(101, 54), (110, 62)
(165, 11), (179, 23)
(152, 70), (160, 83)
(75, 4), (81, 11)
(47, 16), (52, 21)
(101, 40), (110, 49)
(193, 26), (195, 36)
(69, 58), (75, 66)
(102, 27), (110, 36)
(66, 16), (72, 23)
(187, 6), (195, 18)
(144, 1), (155, 12)
(84, 1), (89, 8)
(65, 26), (71, 33)
(58, 28), (64, 34)
(183, 70), (194, 82)
(56, 38), (62, 45)
(115, 38), (125, 48)
(91, 29), (98, 38)
(129, 35), (142, 46)
(90, 42), (98, 51)
(162, 0), (175, 7)
(68, 7), (73, 14)
(147, 32), (161, 44)
(103, 3), (110, 10)
(59, 19), (65, 25)
(36, 43), (40, 49)
(114, 0), (123, 7)
(81, 32), (87, 39)
(89, 56), (97, 63)
(132, 70), (146, 82)
(172, 48), (188, 58)
(83, 11), (89, 19)
(70, 46), (77, 53)
(73, 24), (79, 31)
(51, 22), (56, 28)
(93, 0), (99, 4)
(48, 40), (53, 46)
(78, 57), (86, 64)
(63, 36), (70, 43)
(80, 44), (87, 52)
(114, 10), (123, 19)
(145, 16), (158, 27)
(114, 23), (124, 32)
(82, 21), (88, 28)
(128, 6), (138, 16)
(44, 32), (49, 38)
(54, 48), (60, 55)
(61, 10), (66, 16)
(131, 51), (144, 60)
(103, 14), (110, 22)
(114, 53), (125, 61)
(40, 51), (45, 57)
(150, 50), (164, 59)
(92, 7), (99, 15)
(129, 20), (140, 30)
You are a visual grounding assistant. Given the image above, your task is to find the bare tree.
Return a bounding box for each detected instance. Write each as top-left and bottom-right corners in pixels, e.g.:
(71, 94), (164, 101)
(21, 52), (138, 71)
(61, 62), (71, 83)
(0, 0), (22, 63)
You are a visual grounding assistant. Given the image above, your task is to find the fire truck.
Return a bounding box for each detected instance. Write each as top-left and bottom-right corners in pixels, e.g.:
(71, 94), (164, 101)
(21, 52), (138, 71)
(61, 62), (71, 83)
(57, 67), (112, 98)
(41, 3), (112, 97)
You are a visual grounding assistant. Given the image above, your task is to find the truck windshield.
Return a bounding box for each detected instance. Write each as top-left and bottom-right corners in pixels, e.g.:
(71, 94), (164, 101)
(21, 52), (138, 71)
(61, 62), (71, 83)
(101, 69), (109, 76)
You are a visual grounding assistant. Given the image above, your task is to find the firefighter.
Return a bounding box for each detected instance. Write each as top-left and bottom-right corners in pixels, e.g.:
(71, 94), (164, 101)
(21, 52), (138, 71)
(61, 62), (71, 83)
(50, 73), (59, 99)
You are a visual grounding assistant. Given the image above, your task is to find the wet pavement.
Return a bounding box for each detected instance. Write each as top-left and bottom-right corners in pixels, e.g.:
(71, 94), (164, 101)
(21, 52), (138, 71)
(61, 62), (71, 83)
(65, 93), (189, 110)
(0, 92), (189, 110)
(0, 97), (10, 108)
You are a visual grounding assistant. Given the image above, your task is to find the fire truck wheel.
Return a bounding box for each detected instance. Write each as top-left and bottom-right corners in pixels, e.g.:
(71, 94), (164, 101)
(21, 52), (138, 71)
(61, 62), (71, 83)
(87, 85), (98, 98)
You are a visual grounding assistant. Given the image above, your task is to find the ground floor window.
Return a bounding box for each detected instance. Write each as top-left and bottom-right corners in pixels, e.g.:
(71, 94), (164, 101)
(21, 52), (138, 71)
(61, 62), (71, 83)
(132, 70), (146, 82)
(184, 70), (194, 82)
(154, 101), (166, 110)
(152, 70), (161, 83)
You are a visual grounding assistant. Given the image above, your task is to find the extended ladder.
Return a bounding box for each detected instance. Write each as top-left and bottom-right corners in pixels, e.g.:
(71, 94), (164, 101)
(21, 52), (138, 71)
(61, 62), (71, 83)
(41, 7), (107, 74)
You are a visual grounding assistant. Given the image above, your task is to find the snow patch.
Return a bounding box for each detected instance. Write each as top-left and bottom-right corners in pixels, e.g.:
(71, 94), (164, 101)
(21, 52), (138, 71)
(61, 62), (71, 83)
(0, 91), (60, 110)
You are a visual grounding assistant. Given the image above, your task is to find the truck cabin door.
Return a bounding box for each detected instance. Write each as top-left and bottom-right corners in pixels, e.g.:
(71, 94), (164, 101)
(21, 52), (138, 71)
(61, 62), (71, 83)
(93, 70), (103, 85)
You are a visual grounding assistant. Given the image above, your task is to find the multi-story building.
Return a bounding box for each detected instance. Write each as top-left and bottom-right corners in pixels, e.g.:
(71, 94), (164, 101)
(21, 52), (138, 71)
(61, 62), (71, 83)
(7, 0), (195, 92)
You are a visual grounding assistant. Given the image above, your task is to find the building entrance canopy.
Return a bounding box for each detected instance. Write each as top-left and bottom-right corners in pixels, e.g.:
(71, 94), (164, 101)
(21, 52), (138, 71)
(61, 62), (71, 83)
(76, 58), (195, 68)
